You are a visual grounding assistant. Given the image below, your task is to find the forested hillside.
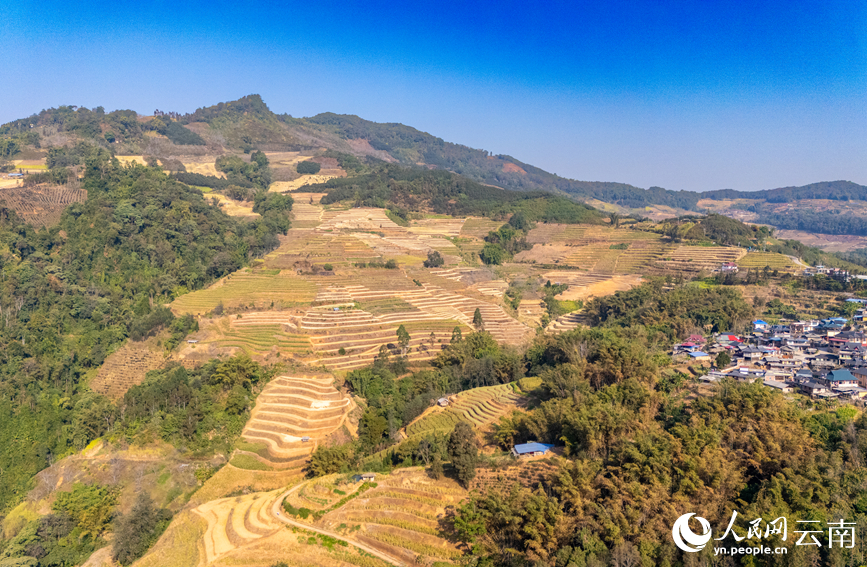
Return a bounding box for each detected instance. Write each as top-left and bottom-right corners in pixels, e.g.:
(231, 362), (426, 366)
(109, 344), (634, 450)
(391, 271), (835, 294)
(0, 150), (291, 510)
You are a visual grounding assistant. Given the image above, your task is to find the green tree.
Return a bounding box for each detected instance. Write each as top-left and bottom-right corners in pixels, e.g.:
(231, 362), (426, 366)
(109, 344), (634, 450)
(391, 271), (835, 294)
(715, 351), (732, 368)
(112, 493), (172, 565)
(473, 308), (484, 329)
(430, 454), (444, 480)
(448, 421), (479, 487)
(424, 250), (444, 268)
(211, 355), (262, 390)
(452, 498), (487, 553)
(396, 324), (411, 356)
(296, 160), (321, 174)
(609, 211), (621, 229)
(451, 326), (463, 343)
(479, 243), (506, 265)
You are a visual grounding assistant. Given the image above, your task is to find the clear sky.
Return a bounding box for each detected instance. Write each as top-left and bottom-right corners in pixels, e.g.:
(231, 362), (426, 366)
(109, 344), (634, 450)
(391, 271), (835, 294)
(1, 0), (865, 191)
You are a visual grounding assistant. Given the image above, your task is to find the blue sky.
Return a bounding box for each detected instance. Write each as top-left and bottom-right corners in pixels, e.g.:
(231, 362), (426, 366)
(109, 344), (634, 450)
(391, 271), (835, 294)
(1, 0), (865, 191)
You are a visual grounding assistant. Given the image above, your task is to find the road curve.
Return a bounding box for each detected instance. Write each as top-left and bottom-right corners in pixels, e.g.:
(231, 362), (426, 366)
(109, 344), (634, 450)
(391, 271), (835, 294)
(269, 483), (406, 567)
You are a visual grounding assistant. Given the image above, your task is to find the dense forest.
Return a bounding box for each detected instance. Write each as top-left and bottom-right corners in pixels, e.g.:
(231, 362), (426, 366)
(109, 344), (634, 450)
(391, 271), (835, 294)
(0, 149), (292, 511)
(706, 180), (867, 203)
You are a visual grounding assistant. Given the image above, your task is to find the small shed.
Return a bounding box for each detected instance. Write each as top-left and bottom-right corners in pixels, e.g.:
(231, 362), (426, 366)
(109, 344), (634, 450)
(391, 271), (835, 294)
(512, 442), (555, 459)
(436, 397), (450, 407)
(301, 436), (311, 442)
(361, 473), (376, 481)
(688, 351), (711, 361)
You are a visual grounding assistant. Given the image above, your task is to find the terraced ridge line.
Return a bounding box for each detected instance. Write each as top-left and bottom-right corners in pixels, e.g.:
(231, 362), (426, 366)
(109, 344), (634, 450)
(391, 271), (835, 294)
(192, 490), (283, 565)
(271, 483), (407, 567)
(240, 374), (352, 470)
(318, 471), (467, 565)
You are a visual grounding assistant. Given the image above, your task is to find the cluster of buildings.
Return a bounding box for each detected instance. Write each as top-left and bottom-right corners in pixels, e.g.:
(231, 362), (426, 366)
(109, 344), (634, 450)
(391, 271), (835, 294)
(802, 265), (867, 283)
(674, 314), (867, 402)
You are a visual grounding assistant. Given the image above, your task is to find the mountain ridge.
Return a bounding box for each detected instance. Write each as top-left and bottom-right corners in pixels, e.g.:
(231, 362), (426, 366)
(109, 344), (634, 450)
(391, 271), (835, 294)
(2, 94), (864, 224)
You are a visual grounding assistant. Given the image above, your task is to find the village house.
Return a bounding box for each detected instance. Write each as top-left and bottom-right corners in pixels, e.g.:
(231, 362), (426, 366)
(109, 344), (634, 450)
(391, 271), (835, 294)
(512, 442), (555, 459)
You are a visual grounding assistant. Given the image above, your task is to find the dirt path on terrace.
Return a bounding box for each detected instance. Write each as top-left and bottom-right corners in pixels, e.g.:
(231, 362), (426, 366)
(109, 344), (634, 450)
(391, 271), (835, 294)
(270, 483), (406, 567)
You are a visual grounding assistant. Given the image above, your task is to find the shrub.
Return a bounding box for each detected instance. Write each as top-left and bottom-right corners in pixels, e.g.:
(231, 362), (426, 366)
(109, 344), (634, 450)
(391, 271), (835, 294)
(297, 161), (321, 174)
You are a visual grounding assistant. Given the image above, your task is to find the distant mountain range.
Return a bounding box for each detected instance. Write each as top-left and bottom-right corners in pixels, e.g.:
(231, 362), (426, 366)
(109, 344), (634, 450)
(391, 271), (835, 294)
(2, 94), (865, 235)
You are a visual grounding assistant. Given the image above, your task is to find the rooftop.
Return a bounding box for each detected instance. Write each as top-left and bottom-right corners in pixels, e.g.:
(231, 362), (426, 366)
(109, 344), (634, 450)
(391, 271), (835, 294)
(513, 442), (555, 455)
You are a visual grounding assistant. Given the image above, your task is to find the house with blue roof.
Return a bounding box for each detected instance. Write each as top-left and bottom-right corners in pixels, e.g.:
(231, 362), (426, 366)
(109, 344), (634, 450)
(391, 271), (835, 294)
(753, 320), (768, 331)
(512, 442), (555, 459)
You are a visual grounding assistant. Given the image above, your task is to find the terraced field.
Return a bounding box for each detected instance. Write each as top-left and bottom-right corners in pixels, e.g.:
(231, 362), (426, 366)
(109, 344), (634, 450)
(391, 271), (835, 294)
(198, 317), (312, 357)
(654, 245), (746, 272)
(300, 283), (530, 370)
(737, 251), (797, 272)
(459, 217), (501, 238)
(0, 184), (87, 227)
(239, 375), (353, 472)
(90, 337), (166, 399)
(547, 311), (591, 333)
(172, 270), (317, 315)
(318, 469), (468, 566)
(403, 383), (521, 439)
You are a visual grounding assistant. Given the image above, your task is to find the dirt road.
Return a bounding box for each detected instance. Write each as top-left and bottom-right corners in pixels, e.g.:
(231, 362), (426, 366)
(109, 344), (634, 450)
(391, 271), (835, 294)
(269, 483), (406, 567)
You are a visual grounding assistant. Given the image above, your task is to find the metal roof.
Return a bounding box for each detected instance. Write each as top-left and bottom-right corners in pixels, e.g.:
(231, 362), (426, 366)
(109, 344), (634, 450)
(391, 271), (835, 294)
(513, 442), (555, 454)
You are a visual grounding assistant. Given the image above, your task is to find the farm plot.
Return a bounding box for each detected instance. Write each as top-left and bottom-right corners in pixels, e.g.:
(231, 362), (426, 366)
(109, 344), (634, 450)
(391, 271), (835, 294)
(303, 280), (530, 357)
(178, 157), (225, 178)
(318, 207), (406, 236)
(654, 245), (746, 272)
(0, 184), (87, 227)
(525, 223), (569, 244)
(240, 375), (352, 470)
(318, 468), (467, 566)
(406, 218), (465, 238)
(90, 336), (166, 399)
(192, 317), (312, 359)
(185, 488), (370, 567)
(171, 271), (317, 315)
(403, 383), (522, 439)
(547, 311), (591, 334)
(459, 217), (502, 239)
(301, 306), (464, 371)
(287, 192), (327, 228)
(737, 252), (797, 272)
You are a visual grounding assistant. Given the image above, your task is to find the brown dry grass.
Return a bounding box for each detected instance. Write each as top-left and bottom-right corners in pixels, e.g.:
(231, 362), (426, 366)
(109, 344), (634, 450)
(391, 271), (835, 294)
(556, 274), (643, 301)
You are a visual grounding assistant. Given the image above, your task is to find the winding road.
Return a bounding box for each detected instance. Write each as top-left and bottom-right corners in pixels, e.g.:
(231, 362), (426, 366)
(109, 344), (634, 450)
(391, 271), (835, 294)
(269, 482), (406, 567)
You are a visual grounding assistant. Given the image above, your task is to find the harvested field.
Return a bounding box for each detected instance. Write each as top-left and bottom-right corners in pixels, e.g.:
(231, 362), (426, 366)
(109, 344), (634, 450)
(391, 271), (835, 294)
(547, 311), (591, 333)
(553, 274), (643, 301)
(0, 184), (87, 227)
(406, 218), (465, 238)
(737, 252), (797, 272)
(513, 243), (573, 264)
(90, 336), (167, 399)
(288, 192), (327, 228)
(318, 468), (467, 566)
(241, 375), (352, 470)
(171, 270), (317, 315)
(179, 158), (225, 178)
(181, 316), (312, 361)
(301, 282), (530, 369)
(205, 193), (258, 217)
(654, 245), (746, 272)
(403, 383), (521, 439)
(460, 217), (501, 239)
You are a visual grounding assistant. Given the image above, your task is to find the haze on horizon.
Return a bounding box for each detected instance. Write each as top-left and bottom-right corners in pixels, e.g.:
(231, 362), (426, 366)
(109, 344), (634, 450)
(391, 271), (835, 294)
(1, 0), (864, 193)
